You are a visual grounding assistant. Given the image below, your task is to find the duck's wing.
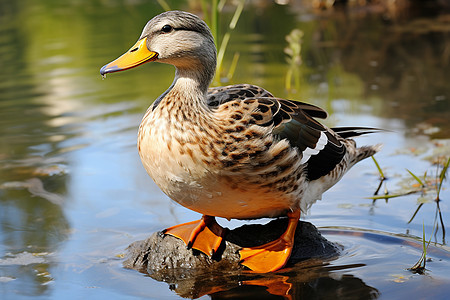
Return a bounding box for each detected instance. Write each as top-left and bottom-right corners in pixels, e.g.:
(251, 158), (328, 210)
(208, 84), (328, 119)
(245, 96), (345, 181)
(210, 84), (352, 181)
(207, 84), (274, 108)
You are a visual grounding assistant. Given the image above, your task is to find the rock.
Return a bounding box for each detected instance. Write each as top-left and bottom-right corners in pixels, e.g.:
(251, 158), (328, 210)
(124, 219), (340, 274)
(123, 219), (341, 298)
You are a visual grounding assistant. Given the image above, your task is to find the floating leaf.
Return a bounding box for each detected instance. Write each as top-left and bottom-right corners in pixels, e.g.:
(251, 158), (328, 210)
(416, 196), (433, 205)
(390, 274), (408, 283)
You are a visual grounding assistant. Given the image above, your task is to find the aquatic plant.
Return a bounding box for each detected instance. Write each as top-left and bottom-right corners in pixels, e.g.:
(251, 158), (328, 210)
(371, 156), (387, 197)
(284, 29), (304, 93)
(368, 156), (448, 230)
(408, 222), (433, 274)
(210, 0), (245, 85)
(405, 157), (448, 240)
(367, 157), (450, 274)
(369, 155), (449, 272)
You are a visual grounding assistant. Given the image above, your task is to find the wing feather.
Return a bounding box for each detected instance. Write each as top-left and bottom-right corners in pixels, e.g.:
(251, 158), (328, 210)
(207, 84), (273, 107)
(209, 84), (347, 180)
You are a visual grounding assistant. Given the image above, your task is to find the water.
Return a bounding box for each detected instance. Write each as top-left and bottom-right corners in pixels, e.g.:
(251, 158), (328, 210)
(1, 0), (450, 299)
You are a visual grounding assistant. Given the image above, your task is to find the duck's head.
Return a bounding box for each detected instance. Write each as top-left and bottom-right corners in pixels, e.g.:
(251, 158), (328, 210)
(100, 11), (216, 85)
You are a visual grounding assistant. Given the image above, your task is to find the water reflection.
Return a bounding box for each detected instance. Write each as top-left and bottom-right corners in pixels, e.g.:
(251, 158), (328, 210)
(146, 227), (450, 299)
(0, 3), (70, 296)
(148, 259), (379, 299)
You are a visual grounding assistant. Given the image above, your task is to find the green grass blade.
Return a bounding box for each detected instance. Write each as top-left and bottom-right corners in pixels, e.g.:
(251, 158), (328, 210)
(366, 190), (417, 200)
(218, 0), (227, 11)
(156, 0), (171, 11)
(229, 0), (244, 30)
(200, 0), (210, 25)
(214, 0), (244, 84)
(371, 156), (385, 179)
(216, 32), (231, 81)
(408, 203), (423, 224)
(226, 52), (240, 80)
(439, 157), (450, 183)
(422, 222), (426, 261)
(407, 169), (424, 187)
(212, 0), (218, 47)
(437, 157), (450, 198)
(409, 221), (431, 273)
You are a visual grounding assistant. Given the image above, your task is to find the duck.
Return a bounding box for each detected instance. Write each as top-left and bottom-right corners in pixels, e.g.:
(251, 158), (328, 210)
(100, 10), (381, 273)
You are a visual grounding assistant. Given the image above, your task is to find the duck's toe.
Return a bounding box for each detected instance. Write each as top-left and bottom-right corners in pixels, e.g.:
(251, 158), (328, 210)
(163, 215), (227, 257)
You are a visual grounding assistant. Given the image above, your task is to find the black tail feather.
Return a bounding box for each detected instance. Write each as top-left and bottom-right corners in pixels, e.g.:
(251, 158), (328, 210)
(331, 127), (386, 138)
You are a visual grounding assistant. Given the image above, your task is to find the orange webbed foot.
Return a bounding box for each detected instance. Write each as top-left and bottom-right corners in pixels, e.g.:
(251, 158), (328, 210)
(239, 210), (301, 273)
(239, 236), (294, 272)
(163, 215), (227, 257)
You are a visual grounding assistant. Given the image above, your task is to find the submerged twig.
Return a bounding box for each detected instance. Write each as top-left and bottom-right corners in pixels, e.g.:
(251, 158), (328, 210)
(436, 200), (446, 243)
(373, 180), (384, 196)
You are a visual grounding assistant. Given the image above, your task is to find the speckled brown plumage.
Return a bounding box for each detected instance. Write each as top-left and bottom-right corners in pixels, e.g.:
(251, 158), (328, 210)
(136, 76), (380, 218)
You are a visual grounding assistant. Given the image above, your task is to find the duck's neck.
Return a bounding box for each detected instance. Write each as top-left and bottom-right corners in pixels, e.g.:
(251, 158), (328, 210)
(174, 66), (211, 96)
(153, 63), (215, 113)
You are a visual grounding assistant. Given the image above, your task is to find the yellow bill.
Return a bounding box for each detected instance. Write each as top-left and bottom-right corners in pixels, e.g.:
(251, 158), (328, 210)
(100, 37), (158, 76)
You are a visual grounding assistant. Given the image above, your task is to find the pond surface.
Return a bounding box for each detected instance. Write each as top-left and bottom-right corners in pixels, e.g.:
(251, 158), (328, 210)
(1, 0), (450, 299)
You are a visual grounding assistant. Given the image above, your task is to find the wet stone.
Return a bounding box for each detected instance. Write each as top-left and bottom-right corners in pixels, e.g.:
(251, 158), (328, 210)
(123, 219), (340, 275)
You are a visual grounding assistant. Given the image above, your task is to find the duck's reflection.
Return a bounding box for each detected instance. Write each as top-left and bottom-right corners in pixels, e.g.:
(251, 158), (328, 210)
(148, 259), (379, 299)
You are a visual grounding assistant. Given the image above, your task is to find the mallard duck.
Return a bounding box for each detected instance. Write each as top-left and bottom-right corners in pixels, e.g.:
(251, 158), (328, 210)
(100, 10), (380, 273)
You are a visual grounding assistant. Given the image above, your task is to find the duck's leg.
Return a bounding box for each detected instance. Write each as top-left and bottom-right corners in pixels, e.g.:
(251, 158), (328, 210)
(239, 210), (301, 272)
(163, 215), (227, 257)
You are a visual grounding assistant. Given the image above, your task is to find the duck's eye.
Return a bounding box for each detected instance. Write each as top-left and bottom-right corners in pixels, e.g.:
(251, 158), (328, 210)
(161, 25), (173, 33)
